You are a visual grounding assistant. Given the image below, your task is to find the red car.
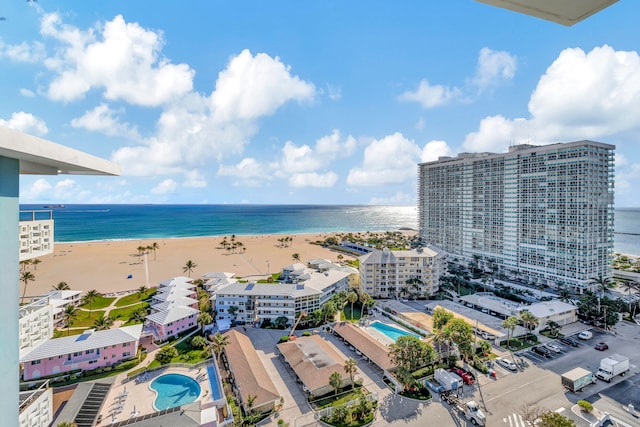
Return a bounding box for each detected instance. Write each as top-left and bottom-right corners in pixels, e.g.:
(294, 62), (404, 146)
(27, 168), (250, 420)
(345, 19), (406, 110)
(595, 342), (609, 351)
(450, 367), (475, 385)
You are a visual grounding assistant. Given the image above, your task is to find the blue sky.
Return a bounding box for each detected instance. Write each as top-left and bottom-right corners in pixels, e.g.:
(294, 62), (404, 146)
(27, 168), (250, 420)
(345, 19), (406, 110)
(1, 1), (639, 206)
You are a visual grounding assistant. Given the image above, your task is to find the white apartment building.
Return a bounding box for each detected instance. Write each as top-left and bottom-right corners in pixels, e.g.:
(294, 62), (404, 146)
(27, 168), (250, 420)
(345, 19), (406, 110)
(19, 297), (54, 358)
(359, 247), (445, 299)
(214, 268), (350, 326)
(418, 140), (615, 293)
(19, 381), (52, 427)
(19, 211), (54, 262)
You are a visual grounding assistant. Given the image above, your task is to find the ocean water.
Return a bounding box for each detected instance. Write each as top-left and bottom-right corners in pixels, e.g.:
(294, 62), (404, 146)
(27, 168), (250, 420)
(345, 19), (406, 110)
(18, 204), (640, 255)
(19, 204), (418, 242)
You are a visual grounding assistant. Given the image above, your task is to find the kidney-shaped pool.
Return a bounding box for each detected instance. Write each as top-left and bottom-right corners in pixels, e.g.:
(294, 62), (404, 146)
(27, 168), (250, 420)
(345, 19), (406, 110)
(150, 373), (201, 410)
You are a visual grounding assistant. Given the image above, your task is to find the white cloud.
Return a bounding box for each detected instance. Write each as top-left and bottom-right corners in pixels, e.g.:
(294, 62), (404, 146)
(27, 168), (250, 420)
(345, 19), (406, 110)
(210, 49), (315, 122)
(71, 103), (140, 139)
(421, 140), (453, 163)
(151, 178), (177, 194)
(471, 47), (517, 92)
(112, 49), (316, 176)
(0, 40), (46, 63)
(41, 13), (194, 105)
(326, 84), (342, 101)
(20, 88), (36, 97)
(416, 117), (426, 131)
(288, 172), (338, 188)
(0, 112), (48, 135)
(347, 133), (422, 186)
(182, 170), (207, 188)
(398, 79), (460, 108)
(20, 178), (52, 201)
(463, 45), (640, 153)
(529, 45), (640, 139)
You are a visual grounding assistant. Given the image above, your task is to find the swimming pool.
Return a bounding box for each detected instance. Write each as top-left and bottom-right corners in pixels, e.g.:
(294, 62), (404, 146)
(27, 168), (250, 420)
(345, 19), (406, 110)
(369, 321), (420, 341)
(150, 373), (201, 410)
(206, 364), (222, 401)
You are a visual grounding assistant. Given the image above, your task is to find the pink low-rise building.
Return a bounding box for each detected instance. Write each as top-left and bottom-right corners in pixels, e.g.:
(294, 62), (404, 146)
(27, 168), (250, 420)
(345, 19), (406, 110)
(146, 306), (199, 341)
(20, 325), (143, 381)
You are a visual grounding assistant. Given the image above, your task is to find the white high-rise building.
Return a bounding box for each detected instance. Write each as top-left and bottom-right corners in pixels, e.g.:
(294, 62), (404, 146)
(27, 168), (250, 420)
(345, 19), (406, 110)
(418, 140), (615, 294)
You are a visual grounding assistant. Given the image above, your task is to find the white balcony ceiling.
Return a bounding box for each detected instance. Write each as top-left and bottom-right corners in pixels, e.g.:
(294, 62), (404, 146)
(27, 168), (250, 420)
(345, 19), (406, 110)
(0, 126), (120, 176)
(476, 0), (619, 26)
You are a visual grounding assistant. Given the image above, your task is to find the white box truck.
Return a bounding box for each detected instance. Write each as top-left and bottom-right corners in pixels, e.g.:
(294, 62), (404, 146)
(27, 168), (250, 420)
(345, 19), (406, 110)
(441, 391), (486, 425)
(561, 367), (597, 392)
(434, 368), (463, 391)
(595, 354), (629, 382)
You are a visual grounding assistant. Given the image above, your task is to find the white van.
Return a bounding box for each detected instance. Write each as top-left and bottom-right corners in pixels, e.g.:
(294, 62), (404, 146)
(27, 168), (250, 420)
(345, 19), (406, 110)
(578, 331), (593, 340)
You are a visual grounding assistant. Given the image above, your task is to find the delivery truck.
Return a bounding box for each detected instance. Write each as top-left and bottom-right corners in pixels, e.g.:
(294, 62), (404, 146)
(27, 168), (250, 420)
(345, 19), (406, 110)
(595, 354), (630, 382)
(561, 367), (597, 392)
(434, 368), (463, 391)
(441, 390), (486, 425)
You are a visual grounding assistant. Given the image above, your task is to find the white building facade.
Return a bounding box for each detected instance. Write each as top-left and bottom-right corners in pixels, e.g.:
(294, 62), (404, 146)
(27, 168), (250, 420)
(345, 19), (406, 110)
(359, 247), (444, 299)
(19, 297), (54, 357)
(418, 140), (615, 294)
(214, 269), (350, 326)
(19, 211), (54, 262)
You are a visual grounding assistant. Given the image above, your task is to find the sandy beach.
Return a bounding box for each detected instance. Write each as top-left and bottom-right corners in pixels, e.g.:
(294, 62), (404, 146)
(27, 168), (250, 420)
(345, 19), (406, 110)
(25, 233), (357, 297)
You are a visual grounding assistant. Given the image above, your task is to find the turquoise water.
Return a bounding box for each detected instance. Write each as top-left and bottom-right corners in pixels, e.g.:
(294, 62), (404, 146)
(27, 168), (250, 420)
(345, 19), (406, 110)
(150, 373), (201, 410)
(370, 321), (420, 341)
(206, 364), (222, 401)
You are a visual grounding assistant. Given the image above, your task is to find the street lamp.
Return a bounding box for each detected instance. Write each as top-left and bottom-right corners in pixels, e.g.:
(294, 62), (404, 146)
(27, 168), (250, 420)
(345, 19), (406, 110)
(266, 260), (270, 276)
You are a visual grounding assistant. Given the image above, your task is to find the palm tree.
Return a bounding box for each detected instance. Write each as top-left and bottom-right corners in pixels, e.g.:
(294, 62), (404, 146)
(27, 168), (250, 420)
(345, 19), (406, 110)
(210, 332), (230, 365)
(93, 315), (114, 331)
(292, 253), (300, 262)
(31, 258), (42, 270)
(137, 285), (147, 299)
(198, 312), (213, 334)
(590, 274), (613, 313)
(83, 289), (101, 318)
(502, 316), (519, 349)
(519, 310), (538, 342)
(131, 307), (147, 323)
(20, 259), (31, 271)
(344, 357), (358, 389)
(63, 304), (78, 336)
(347, 291), (358, 320)
(337, 254), (344, 263)
(151, 242), (159, 260)
(183, 260), (197, 278)
(20, 270), (35, 304)
(55, 422), (78, 427)
(245, 394), (256, 415)
(52, 281), (70, 291)
(329, 371), (342, 396)
(136, 246), (147, 262)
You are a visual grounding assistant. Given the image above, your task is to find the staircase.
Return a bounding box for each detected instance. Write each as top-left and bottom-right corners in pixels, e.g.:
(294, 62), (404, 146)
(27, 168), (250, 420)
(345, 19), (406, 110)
(74, 382), (111, 427)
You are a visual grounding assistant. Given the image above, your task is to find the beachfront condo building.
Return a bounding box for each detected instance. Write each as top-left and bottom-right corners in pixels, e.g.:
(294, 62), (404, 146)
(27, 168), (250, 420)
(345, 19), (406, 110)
(418, 140), (615, 294)
(19, 210), (54, 261)
(213, 266), (351, 327)
(358, 247), (445, 299)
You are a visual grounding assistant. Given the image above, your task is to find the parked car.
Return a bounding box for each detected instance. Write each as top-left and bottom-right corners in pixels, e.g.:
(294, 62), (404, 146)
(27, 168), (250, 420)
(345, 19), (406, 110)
(595, 342), (609, 351)
(450, 367), (475, 385)
(495, 357), (518, 372)
(532, 346), (552, 358)
(545, 343), (562, 353)
(559, 337), (579, 347)
(578, 331), (593, 340)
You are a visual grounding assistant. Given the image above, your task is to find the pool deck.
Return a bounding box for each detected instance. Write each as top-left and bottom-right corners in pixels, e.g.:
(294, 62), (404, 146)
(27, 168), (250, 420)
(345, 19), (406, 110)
(98, 365), (216, 425)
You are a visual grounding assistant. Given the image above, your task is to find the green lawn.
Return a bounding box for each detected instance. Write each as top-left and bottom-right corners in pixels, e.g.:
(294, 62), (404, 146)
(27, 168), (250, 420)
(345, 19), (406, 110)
(71, 309), (106, 328)
(114, 288), (157, 307)
(109, 302), (149, 320)
(314, 387), (366, 408)
(79, 295), (116, 310)
(53, 328), (85, 338)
